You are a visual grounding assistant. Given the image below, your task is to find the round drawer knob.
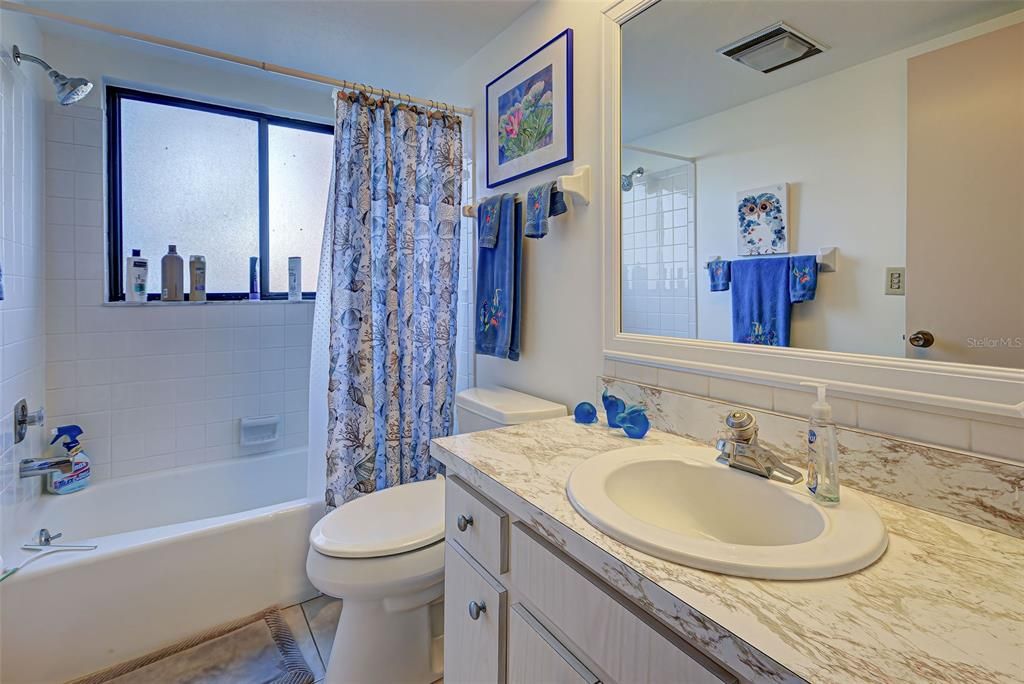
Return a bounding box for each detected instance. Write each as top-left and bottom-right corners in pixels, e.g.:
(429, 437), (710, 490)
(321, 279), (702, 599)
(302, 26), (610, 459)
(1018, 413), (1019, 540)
(468, 601), (486, 620)
(457, 514), (474, 532)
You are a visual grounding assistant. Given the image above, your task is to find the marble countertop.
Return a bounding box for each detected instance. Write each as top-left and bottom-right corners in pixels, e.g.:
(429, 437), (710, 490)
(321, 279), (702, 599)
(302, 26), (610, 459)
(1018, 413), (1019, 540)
(431, 418), (1024, 684)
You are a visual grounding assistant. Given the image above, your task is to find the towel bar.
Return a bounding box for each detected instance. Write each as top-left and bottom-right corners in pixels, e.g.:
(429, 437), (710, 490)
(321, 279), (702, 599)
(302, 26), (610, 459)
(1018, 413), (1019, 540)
(460, 165), (590, 217)
(705, 247), (839, 273)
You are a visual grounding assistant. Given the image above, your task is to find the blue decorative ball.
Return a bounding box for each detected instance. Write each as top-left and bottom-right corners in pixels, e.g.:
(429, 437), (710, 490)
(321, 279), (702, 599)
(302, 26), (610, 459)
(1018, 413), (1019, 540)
(573, 402), (598, 424)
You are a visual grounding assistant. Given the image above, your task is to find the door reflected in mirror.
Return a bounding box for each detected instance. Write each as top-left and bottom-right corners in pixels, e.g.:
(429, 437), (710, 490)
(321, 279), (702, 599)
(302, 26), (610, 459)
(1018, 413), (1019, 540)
(620, 0), (1023, 368)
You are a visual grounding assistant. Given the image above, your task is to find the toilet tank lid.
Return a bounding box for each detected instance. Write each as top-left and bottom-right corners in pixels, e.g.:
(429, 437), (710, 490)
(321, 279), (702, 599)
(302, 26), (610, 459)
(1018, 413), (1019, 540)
(456, 386), (566, 425)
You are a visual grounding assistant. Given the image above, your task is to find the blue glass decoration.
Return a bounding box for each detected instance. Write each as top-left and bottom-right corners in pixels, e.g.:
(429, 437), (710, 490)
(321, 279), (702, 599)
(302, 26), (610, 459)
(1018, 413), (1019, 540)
(618, 405), (650, 439)
(601, 388), (625, 428)
(573, 402), (598, 424)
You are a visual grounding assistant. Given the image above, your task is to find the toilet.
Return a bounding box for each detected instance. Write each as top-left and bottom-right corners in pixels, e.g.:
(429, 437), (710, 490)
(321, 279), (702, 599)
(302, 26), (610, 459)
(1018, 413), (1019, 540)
(306, 386), (565, 684)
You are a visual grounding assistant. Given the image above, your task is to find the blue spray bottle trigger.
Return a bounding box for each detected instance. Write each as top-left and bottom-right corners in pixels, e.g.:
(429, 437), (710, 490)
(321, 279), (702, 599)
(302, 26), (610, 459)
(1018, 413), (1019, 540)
(50, 425), (84, 450)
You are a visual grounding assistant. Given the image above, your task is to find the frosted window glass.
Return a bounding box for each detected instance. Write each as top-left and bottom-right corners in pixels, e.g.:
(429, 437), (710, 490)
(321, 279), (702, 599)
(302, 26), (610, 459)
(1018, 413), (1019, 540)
(120, 99), (259, 293)
(268, 125), (333, 292)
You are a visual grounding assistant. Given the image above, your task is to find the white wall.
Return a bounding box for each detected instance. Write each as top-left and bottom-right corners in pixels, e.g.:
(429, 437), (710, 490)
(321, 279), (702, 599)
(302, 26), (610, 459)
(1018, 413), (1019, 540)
(42, 29), (333, 124)
(434, 0), (606, 409)
(36, 30), (321, 482)
(0, 9), (47, 559)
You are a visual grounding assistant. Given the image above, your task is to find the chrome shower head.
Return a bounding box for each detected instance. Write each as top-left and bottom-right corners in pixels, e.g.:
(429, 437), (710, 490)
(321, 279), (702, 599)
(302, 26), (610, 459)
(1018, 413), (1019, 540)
(12, 45), (93, 106)
(620, 166), (645, 192)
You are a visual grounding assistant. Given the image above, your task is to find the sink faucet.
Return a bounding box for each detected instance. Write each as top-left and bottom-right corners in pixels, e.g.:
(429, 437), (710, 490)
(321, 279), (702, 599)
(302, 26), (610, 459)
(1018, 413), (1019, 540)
(715, 410), (803, 485)
(19, 455), (72, 479)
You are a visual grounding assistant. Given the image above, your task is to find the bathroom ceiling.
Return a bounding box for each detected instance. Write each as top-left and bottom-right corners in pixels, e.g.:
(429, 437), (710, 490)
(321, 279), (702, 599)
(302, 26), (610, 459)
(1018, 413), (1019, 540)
(23, 0), (536, 99)
(622, 0), (1024, 141)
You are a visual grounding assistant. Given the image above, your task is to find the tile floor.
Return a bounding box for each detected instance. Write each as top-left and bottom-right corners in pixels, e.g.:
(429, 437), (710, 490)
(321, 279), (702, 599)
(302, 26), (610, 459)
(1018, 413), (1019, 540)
(282, 595), (343, 684)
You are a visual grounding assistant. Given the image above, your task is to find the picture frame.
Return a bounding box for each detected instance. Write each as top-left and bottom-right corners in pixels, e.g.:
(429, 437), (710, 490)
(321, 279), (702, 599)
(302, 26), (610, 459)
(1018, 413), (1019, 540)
(736, 183), (790, 255)
(486, 28), (574, 188)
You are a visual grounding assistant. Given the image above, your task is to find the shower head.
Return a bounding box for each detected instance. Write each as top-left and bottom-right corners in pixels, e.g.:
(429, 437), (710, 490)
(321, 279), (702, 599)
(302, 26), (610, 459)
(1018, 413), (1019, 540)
(12, 45), (93, 106)
(620, 166), (645, 192)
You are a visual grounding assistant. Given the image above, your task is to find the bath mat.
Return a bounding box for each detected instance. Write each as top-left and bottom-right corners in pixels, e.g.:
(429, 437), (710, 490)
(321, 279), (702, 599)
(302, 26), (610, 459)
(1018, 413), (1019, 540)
(69, 609), (314, 684)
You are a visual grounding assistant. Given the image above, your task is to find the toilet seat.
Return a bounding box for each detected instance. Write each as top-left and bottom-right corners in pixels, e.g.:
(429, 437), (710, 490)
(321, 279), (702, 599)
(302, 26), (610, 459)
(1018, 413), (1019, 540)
(309, 476), (445, 559)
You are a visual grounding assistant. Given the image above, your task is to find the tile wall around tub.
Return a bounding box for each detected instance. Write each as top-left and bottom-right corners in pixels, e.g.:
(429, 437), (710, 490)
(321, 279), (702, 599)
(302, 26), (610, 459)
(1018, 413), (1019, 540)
(44, 103), (313, 482)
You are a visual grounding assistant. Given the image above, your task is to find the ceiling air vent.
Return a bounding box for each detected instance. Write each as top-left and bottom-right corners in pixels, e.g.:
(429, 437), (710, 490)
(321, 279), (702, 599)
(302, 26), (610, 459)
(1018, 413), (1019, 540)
(718, 22), (826, 74)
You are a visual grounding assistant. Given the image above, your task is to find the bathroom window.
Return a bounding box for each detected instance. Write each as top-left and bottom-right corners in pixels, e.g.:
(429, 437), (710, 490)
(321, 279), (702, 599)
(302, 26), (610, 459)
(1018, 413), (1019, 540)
(106, 86), (333, 300)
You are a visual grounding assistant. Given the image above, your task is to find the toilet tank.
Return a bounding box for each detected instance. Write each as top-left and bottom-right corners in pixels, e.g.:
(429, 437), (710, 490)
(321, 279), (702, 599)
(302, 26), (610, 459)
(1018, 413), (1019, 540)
(455, 386), (566, 434)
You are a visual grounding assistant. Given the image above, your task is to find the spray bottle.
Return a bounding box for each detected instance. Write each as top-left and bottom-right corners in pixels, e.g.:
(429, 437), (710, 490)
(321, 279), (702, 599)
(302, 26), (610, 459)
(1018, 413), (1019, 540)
(46, 425), (91, 495)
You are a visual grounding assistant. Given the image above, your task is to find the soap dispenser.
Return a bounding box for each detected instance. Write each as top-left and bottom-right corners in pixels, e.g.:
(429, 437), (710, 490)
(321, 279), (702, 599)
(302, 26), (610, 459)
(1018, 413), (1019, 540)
(800, 382), (839, 505)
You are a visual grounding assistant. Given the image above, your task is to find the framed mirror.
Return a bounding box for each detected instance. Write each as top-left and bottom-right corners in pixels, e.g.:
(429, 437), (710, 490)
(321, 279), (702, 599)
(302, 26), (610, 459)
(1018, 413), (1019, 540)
(601, 0), (1024, 418)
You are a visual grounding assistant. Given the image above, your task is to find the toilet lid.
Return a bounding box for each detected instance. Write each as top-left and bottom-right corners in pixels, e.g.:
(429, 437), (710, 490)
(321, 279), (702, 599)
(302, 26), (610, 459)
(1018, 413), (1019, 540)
(310, 477), (445, 559)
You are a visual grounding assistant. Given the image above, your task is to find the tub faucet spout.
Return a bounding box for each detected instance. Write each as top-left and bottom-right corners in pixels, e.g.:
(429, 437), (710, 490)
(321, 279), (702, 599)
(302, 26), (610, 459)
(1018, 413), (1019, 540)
(19, 456), (72, 479)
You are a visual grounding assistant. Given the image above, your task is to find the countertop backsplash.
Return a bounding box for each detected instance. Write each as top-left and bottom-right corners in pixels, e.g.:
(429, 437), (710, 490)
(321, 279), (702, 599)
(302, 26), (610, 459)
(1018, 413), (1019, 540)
(600, 376), (1023, 539)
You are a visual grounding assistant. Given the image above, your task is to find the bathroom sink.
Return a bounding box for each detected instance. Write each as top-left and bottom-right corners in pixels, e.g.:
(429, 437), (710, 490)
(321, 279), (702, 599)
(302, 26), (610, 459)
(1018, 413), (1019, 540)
(566, 445), (887, 580)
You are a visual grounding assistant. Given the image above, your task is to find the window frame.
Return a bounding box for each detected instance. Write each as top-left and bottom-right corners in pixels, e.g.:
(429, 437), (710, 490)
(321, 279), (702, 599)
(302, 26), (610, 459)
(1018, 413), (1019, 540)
(106, 86), (333, 301)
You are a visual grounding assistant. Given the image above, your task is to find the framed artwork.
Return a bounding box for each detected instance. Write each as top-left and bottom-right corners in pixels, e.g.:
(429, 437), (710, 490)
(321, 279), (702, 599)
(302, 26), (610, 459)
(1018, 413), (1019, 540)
(486, 29), (573, 188)
(737, 183), (789, 255)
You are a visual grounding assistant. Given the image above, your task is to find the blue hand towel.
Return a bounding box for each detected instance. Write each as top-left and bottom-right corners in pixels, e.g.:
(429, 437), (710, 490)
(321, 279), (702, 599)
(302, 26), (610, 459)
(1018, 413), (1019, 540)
(789, 255), (818, 302)
(525, 181), (556, 239)
(730, 257), (793, 347)
(708, 259), (731, 292)
(475, 194), (522, 361)
(549, 190), (568, 217)
(477, 194), (504, 248)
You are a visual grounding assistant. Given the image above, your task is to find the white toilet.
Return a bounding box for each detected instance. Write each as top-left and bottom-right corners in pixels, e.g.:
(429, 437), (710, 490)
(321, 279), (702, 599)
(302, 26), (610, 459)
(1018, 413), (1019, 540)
(306, 386), (565, 684)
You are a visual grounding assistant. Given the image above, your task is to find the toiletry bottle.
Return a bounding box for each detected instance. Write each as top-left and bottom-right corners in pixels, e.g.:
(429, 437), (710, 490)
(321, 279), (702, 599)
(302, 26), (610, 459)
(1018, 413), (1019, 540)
(249, 256), (260, 301)
(288, 256), (302, 302)
(125, 249), (148, 302)
(801, 382), (839, 504)
(161, 244), (184, 301)
(46, 425), (91, 495)
(189, 255), (206, 302)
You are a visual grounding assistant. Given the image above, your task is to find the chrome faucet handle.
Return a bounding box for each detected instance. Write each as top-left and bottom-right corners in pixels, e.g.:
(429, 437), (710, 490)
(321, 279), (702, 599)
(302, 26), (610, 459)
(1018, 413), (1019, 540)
(723, 410), (758, 443)
(36, 529), (62, 546)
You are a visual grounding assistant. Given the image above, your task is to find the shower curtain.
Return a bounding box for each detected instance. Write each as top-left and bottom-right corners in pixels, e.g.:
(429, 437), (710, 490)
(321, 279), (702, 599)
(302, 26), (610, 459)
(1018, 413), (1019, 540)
(317, 93), (463, 507)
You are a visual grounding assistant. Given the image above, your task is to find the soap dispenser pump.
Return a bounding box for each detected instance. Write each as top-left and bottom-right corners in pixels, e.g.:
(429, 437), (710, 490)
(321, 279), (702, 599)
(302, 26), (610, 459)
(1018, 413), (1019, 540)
(800, 382), (839, 505)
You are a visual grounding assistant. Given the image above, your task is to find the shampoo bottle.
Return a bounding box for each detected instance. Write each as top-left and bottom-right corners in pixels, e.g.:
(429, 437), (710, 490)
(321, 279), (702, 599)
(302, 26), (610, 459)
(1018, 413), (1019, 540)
(125, 249), (148, 302)
(46, 425), (91, 495)
(287, 256), (302, 302)
(801, 382), (839, 505)
(161, 244), (184, 301)
(189, 255), (207, 302)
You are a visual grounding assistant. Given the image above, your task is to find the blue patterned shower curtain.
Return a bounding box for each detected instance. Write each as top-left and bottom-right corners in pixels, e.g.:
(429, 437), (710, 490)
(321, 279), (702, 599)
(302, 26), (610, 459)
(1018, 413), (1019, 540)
(321, 94), (463, 507)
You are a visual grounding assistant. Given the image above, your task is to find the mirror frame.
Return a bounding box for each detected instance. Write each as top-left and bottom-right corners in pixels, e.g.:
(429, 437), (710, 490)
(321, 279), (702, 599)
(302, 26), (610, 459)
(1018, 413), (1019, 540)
(601, 0), (1024, 420)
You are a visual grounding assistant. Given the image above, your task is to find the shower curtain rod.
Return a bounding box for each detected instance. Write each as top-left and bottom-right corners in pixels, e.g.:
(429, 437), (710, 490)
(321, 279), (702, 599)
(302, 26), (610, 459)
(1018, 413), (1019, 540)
(0, 1), (474, 116)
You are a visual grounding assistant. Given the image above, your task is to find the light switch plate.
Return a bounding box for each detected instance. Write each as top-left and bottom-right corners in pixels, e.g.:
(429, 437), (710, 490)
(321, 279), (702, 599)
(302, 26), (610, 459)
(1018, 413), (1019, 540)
(885, 267), (905, 295)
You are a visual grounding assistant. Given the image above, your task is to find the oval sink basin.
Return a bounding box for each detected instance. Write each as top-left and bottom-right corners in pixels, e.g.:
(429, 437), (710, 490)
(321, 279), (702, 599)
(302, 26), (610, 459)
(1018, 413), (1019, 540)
(567, 445), (887, 580)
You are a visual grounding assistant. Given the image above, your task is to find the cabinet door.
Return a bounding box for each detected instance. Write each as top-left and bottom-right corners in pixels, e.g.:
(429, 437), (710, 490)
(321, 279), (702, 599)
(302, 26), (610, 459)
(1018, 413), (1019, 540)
(508, 603), (600, 684)
(444, 541), (507, 684)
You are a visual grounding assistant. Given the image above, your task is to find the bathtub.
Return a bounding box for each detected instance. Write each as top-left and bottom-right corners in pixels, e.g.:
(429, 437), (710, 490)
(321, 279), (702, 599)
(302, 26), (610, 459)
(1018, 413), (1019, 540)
(0, 448), (324, 684)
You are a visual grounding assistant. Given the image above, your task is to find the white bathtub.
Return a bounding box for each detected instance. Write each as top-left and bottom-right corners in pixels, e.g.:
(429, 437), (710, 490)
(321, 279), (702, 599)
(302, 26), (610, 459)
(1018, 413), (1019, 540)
(0, 448), (324, 684)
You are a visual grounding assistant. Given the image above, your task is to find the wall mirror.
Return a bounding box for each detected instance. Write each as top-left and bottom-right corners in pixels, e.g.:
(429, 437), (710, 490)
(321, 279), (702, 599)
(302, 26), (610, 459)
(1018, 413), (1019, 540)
(617, 0), (1023, 370)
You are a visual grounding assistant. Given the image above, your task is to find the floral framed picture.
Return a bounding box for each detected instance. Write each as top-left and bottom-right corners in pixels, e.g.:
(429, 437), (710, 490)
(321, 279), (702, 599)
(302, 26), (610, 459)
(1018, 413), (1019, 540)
(737, 183), (789, 255)
(486, 29), (573, 188)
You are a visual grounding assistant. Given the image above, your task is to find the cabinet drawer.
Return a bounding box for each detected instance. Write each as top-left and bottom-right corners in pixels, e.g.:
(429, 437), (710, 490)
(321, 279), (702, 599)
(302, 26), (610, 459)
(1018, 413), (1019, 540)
(511, 523), (735, 684)
(446, 476), (508, 574)
(509, 603), (600, 684)
(444, 541), (507, 684)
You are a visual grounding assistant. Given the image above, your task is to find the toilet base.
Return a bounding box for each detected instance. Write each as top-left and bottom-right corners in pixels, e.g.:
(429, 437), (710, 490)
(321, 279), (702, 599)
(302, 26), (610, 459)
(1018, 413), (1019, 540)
(324, 594), (443, 684)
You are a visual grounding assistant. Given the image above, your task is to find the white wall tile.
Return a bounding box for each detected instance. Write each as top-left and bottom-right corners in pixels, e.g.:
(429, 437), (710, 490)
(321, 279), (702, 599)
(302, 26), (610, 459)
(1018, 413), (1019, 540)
(708, 377), (774, 410)
(612, 361), (657, 385)
(773, 387), (858, 427)
(655, 368), (709, 397)
(970, 421), (1023, 463)
(857, 402), (970, 450)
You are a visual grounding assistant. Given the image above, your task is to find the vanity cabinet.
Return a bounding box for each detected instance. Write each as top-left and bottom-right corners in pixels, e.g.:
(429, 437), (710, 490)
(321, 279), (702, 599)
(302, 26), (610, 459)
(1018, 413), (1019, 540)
(444, 476), (737, 684)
